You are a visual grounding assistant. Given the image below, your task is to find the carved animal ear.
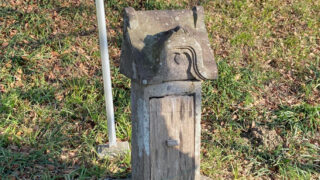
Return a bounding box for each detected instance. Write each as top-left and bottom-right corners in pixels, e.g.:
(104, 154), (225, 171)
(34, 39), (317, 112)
(124, 7), (138, 30)
(192, 6), (204, 28)
(125, 7), (136, 16)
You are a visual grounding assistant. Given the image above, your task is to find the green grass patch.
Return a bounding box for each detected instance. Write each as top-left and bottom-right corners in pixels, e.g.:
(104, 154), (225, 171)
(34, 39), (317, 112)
(0, 0), (319, 179)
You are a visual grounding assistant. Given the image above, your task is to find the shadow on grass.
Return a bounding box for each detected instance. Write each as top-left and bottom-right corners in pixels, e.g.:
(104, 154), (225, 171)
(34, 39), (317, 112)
(21, 87), (57, 105)
(0, 135), (131, 179)
(0, 93), (200, 179)
(0, 75), (130, 178)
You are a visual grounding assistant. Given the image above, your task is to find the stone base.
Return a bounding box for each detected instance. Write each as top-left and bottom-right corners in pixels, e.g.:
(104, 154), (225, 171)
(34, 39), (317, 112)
(97, 141), (130, 158)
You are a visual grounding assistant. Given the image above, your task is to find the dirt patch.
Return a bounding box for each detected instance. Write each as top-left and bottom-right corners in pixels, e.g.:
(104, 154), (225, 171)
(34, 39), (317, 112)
(242, 126), (283, 151)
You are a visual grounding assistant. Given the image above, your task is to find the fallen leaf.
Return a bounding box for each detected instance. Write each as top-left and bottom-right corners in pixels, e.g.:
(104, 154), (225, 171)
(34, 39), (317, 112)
(0, 84), (6, 92)
(251, 121), (256, 128)
(21, 55), (29, 61)
(60, 154), (67, 160)
(2, 42), (9, 48)
(9, 29), (17, 37)
(48, 71), (56, 80)
(47, 164), (55, 171)
(79, 63), (88, 75)
(16, 131), (23, 136)
(68, 151), (76, 158)
(51, 51), (59, 57)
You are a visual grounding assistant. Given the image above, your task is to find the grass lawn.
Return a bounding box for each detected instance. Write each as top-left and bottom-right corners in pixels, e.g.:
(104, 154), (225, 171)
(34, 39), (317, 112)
(0, 0), (319, 179)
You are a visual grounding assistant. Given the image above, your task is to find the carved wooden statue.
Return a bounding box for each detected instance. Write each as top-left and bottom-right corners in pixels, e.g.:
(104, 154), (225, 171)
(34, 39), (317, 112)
(120, 6), (217, 180)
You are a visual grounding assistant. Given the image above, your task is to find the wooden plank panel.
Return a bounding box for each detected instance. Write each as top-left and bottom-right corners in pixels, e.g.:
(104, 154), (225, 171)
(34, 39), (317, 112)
(150, 96), (195, 180)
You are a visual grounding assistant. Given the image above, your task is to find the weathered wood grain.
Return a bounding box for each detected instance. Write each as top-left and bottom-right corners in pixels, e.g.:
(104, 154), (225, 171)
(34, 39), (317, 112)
(150, 96), (195, 180)
(130, 81), (201, 180)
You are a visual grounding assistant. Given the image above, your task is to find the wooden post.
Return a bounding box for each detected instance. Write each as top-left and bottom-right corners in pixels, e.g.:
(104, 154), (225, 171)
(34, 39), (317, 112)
(131, 81), (201, 180)
(120, 6), (218, 180)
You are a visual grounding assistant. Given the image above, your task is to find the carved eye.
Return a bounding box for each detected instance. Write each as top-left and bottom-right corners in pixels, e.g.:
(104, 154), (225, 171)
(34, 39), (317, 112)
(174, 53), (181, 65)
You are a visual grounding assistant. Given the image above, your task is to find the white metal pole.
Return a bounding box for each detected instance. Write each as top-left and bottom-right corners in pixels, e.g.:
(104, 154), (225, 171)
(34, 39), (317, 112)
(95, 0), (117, 147)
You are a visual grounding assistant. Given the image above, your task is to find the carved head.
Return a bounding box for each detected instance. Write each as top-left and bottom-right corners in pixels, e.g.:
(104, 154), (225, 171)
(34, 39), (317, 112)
(120, 6), (218, 84)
